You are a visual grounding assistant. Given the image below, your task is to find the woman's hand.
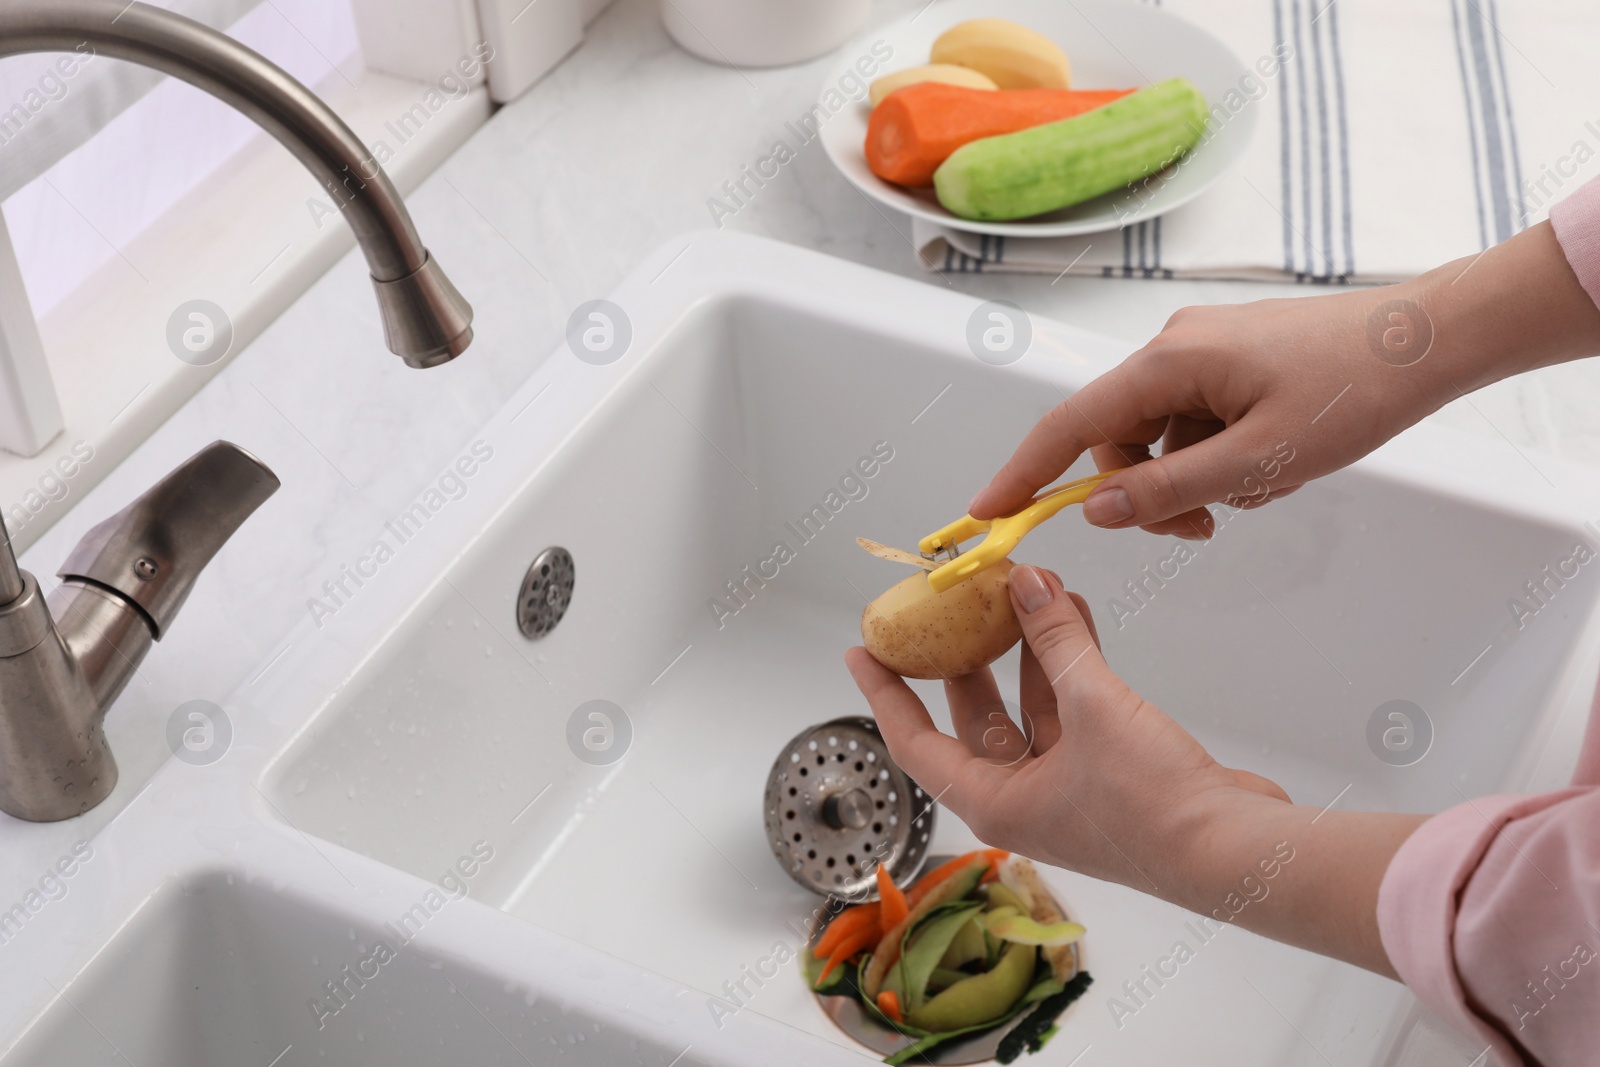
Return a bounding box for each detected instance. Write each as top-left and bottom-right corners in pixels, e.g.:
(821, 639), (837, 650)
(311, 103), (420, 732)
(846, 565), (1288, 890)
(968, 222), (1600, 540)
(846, 564), (1427, 977)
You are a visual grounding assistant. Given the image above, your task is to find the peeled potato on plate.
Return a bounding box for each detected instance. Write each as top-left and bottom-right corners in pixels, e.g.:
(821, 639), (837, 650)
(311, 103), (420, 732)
(868, 63), (999, 107)
(930, 18), (1071, 90)
(861, 558), (1022, 679)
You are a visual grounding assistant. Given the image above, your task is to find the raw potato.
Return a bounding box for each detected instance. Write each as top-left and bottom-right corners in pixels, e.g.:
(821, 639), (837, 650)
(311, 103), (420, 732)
(861, 558), (1021, 679)
(869, 63), (999, 107)
(930, 19), (1071, 90)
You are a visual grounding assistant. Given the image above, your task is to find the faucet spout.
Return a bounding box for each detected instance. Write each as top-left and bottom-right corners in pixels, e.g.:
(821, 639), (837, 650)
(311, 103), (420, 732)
(0, 0), (473, 366)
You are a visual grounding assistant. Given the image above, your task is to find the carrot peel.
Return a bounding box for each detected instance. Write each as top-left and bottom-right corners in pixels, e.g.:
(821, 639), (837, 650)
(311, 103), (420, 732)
(818, 925), (879, 984)
(907, 849), (1010, 907)
(876, 989), (903, 1023)
(876, 864), (909, 930)
(813, 901), (879, 959)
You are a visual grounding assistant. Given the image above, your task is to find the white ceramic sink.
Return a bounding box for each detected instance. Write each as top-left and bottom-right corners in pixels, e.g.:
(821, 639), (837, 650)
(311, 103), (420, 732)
(4, 869), (717, 1066)
(255, 231), (1600, 1062)
(5, 232), (1600, 1066)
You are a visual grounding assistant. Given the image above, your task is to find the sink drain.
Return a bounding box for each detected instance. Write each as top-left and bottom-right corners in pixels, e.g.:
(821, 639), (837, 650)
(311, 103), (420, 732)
(763, 716), (933, 898)
(808, 853), (1083, 1066)
(516, 547), (574, 640)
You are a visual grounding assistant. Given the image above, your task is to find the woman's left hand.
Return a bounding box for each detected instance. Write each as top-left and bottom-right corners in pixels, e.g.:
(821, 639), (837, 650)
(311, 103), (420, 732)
(845, 564), (1289, 893)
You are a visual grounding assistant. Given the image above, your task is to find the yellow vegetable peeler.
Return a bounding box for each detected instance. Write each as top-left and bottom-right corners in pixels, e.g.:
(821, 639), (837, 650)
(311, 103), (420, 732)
(919, 469), (1124, 593)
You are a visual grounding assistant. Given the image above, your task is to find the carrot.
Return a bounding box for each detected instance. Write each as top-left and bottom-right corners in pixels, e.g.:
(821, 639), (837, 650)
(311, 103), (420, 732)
(980, 848), (1010, 868)
(865, 83), (1135, 188)
(877, 989), (904, 1023)
(907, 849), (1010, 907)
(813, 901), (880, 959)
(877, 864), (909, 930)
(818, 924), (880, 984)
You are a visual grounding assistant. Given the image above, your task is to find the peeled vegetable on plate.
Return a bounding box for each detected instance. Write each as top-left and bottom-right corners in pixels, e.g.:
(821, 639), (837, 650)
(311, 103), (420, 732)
(933, 77), (1210, 221)
(865, 82), (1135, 188)
(930, 18), (1072, 90)
(859, 14), (1213, 222)
(868, 63), (999, 108)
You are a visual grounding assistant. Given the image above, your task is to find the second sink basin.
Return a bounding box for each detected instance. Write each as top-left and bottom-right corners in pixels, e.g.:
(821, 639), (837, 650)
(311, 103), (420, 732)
(5, 869), (705, 1066)
(251, 231), (1600, 1065)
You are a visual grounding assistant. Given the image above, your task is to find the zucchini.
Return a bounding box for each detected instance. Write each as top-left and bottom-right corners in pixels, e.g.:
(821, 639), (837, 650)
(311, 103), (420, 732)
(996, 972), (1095, 1064)
(933, 77), (1208, 221)
(907, 941), (1038, 1032)
(803, 948), (845, 993)
(938, 915), (988, 970)
(899, 903), (985, 1012)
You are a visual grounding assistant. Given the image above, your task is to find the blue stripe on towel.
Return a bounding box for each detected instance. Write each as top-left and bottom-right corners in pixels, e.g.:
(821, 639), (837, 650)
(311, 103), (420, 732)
(1451, 0), (1491, 249)
(1309, 0), (1335, 279)
(1327, 0), (1354, 278)
(1292, 0), (1315, 278)
(1486, 0), (1526, 230)
(1463, 0), (1514, 242)
(1274, 0), (1295, 274)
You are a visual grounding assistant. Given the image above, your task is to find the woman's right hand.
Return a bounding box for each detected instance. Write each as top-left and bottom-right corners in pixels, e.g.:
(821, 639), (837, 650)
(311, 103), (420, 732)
(969, 287), (1437, 540)
(967, 222), (1600, 539)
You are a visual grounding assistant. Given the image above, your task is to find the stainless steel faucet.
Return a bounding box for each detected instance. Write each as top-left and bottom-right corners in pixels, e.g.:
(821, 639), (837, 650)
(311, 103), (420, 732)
(0, 0), (474, 366)
(0, 442), (279, 821)
(0, 0), (476, 819)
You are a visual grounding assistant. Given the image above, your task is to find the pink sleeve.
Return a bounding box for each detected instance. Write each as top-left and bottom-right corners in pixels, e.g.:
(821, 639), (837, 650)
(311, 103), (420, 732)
(1377, 787), (1600, 1067)
(1550, 175), (1600, 310)
(1383, 178), (1600, 1067)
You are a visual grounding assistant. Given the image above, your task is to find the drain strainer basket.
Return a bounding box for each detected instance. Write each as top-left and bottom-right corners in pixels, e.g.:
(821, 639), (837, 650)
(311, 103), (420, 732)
(763, 716), (934, 897)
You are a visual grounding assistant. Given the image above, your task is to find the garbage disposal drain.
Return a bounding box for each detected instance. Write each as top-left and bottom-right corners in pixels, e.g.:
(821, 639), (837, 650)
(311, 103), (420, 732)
(516, 547), (574, 639)
(763, 716), (934, 897)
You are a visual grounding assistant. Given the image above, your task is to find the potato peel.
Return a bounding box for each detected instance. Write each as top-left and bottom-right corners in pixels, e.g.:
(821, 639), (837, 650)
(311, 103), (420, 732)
(856, 537), (940, 571)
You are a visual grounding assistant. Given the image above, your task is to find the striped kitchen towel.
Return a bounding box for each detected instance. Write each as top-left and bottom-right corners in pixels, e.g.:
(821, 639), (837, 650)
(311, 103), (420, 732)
(912, 0), (1596, 283)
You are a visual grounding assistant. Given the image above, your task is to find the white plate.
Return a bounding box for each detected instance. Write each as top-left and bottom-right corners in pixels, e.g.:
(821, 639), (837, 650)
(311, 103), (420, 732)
(819, 0), (1257, 237)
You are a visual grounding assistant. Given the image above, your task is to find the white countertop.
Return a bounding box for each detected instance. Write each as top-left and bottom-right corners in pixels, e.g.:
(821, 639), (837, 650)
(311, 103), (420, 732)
(5, 0), (1599, 903)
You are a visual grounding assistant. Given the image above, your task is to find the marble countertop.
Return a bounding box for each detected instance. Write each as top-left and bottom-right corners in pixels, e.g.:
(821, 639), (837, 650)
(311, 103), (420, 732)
(5, 0), (1599, 896)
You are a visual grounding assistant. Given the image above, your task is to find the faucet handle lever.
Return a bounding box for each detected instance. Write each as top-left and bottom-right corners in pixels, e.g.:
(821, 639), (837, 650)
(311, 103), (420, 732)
(58, 441), (280, 639)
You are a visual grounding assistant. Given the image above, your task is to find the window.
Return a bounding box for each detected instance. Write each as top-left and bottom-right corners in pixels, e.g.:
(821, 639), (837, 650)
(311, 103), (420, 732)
(0, 0), (599, 553)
